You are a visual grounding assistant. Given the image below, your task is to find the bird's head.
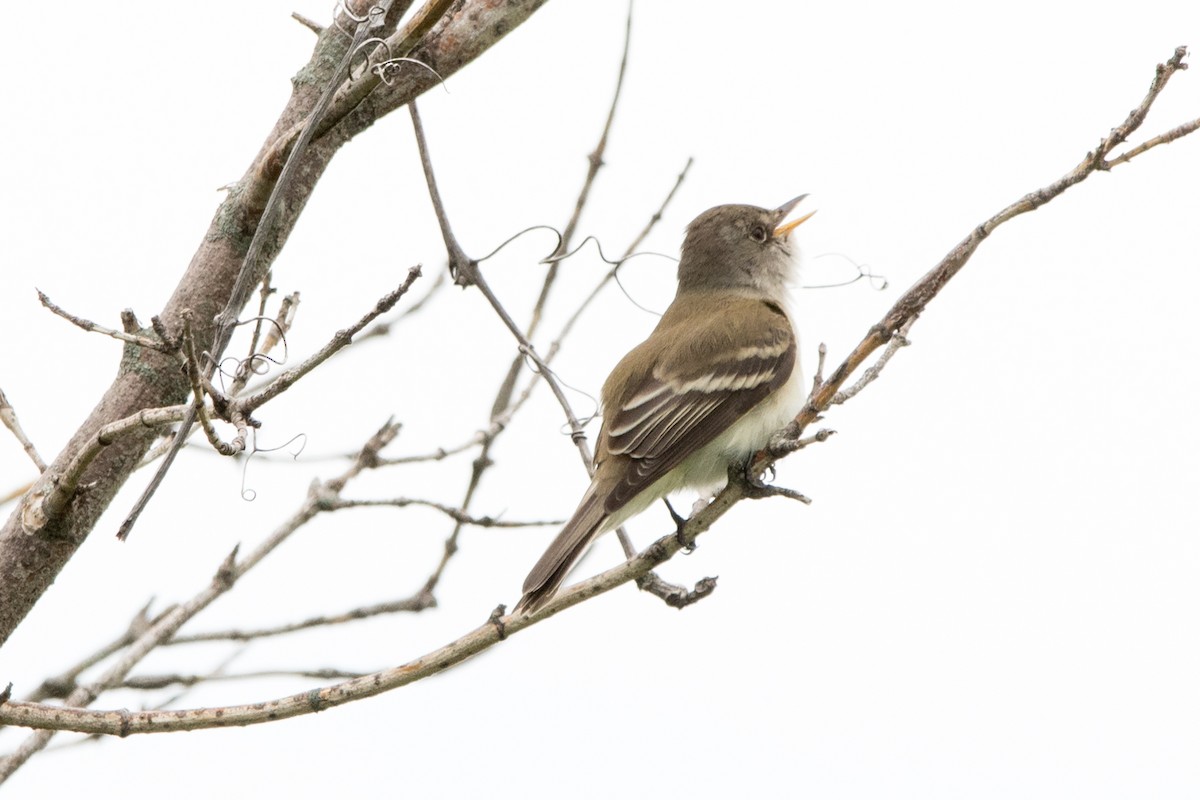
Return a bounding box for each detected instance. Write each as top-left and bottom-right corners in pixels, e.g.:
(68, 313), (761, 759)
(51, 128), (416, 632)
(678, 195), (815, 297)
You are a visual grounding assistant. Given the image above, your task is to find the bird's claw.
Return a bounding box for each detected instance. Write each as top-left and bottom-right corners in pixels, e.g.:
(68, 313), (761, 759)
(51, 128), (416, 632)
(733, 459), (812, 505)
(663, 498), (696, 553)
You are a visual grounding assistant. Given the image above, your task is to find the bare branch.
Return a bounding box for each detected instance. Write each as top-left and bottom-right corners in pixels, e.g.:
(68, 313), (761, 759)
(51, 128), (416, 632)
(122, 668), (370, 691)
(36, 291), (173, 353)
(376, 430), (485, 465)
(324, 497), (561, 528)
(830, 317), (915, 406)
(809, 342), (828, 401)
(25, 405), (191, 532)
(243, 272), (279, 372)
(409, 101), (474, 283)
(224, 276), (298, 401)
(0, 387), (47, 473)
(1106, 114), (1200, 168)
(168, 594), (436, 645)
(252, 290), (299, 370)
(356, 270), (446, 342)
(767, 428), (836, 461)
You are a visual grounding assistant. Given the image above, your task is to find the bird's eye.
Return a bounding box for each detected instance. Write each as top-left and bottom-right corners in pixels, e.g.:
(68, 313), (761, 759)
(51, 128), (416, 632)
(750, 224), (768, 243)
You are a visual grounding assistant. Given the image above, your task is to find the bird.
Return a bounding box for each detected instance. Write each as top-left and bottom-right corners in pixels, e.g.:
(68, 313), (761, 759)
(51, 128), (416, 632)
(514, 196), (815, 615)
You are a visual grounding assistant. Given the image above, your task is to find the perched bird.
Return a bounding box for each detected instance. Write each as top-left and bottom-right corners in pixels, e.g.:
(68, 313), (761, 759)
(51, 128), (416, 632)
(515, 196), (815, 614)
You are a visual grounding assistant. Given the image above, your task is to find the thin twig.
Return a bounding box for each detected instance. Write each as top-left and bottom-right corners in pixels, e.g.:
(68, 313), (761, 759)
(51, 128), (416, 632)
(809, 343), (828, 402)
(1105, 114), (1200, 167)
(181, 314), (239, 457)
(409, 102), (475, 283)
(0, 387), (47, 473)
(251, 291), (299, 375)
(356, 270), (446, 341)
(376, 430), (485, 465)
(766, 428), (837, 461)
(36, 291), (174, 353)
(234, 268), (422, 413)
(830, 317), (915, 405)
(122, 668), (370, 690)
(168, 594), (436, 645)
(239, 272), (277, 390)
(325, 497), (561, 527)
(224, 276), (296, 401)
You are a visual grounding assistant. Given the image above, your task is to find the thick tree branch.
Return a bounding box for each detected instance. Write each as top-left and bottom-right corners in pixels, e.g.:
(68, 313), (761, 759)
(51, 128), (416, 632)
(0, 0), (550, 647)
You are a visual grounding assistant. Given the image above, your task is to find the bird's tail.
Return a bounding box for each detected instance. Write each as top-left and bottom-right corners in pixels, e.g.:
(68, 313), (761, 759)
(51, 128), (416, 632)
(515, 484), (609, 615)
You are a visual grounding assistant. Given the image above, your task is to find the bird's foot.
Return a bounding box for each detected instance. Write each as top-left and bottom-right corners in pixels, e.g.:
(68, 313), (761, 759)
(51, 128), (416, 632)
(663, 498), (696, 553)
(731, 460), (812, 505)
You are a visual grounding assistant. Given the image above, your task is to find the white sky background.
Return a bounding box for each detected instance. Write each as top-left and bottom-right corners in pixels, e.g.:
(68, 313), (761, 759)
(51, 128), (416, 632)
(1, 1), (1199, 797)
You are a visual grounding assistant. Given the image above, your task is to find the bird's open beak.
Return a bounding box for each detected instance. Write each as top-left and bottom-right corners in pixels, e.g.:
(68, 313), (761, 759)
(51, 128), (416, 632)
(773, 194), (816, 239)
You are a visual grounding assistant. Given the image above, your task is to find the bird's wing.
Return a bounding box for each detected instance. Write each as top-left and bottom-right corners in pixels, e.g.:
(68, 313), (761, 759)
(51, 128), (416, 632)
(599, 299), (796, 514)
